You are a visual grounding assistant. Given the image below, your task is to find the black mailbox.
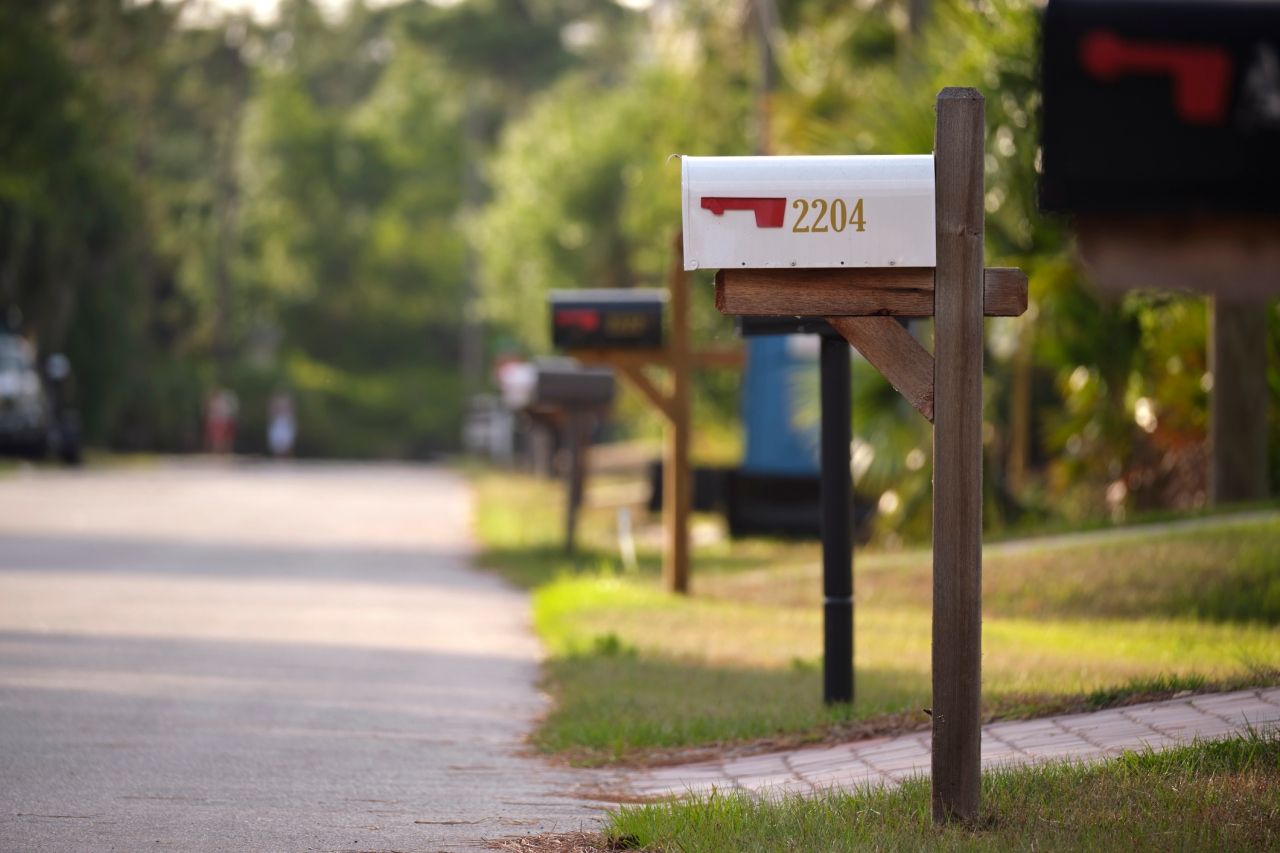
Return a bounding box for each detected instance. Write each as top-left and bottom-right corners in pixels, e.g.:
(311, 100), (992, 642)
(550, 289), (665, 350)
(1040, 0), (1280, 214)
(532, 363), (616, 409)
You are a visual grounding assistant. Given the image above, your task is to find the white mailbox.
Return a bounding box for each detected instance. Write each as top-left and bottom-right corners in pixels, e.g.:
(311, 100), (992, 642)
(681, 155), (936, 271)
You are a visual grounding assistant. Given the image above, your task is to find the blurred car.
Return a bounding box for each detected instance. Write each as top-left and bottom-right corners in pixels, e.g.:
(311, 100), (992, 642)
(0, 333), (81, 464)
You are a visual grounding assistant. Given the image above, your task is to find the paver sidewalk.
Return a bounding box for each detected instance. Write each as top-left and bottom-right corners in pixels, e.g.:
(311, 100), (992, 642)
(625, 687), (1280, 800)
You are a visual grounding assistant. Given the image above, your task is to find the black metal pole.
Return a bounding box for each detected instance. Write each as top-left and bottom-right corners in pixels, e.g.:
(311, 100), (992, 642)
(820, 334), (853, 704)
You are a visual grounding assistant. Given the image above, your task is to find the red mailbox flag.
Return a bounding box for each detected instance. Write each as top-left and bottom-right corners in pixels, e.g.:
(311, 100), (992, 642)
(1080, 30), (1234, 126)
(699, 197), (787, 228)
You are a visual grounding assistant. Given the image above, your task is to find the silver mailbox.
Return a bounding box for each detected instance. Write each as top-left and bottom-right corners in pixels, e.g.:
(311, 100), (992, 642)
(681, 155), (936, 271)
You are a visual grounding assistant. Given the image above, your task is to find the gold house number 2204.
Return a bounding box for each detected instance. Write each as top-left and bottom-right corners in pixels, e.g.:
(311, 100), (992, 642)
(791, 198), (866, 233)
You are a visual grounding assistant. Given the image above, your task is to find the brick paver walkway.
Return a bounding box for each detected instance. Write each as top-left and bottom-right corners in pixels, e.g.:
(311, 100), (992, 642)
(625, 687), (1280, 800)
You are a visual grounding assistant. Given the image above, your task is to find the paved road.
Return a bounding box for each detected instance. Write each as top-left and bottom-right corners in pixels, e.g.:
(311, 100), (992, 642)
(0, 461), (601, 852)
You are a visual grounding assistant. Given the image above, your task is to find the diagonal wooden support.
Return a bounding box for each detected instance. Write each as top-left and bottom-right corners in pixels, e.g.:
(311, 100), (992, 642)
(565, 238), (739, 596)
(715, 267), (1027, 317)
(827, 317), (935, 422)
(616, 363), (675, 424)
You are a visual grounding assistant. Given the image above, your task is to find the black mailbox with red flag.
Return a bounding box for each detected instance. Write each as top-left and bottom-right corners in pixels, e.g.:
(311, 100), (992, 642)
(550, 289), (666, 350)
(1040, 0), (1280, 214)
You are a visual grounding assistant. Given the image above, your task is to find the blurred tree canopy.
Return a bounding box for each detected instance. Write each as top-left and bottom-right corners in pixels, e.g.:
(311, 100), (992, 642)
(2, 0), (1274, 528)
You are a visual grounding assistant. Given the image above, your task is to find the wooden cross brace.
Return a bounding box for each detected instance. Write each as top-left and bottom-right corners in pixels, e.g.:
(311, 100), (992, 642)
(714, 266), (1028, 423)
(557, 233), (743, 596)
(565, 346), (742, 426)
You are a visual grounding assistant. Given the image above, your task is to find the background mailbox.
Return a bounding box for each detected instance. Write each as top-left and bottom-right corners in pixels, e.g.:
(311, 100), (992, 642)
(550, 289), (666, 350)
(681, 155), (936, 271)
(531, 363), (616, 409)
(1041, 0), (1280, 213)
(500, 358), (617, 410)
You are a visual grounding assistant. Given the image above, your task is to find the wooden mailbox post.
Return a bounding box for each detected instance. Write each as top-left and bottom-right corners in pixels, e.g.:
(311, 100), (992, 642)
(687, 89), (1028, 823)
(551, 238), (742, 594)
(504, 362), (617, 553)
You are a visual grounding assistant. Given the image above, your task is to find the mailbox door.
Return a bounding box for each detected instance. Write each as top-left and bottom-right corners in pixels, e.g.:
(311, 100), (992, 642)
(682, 155), (936, 271)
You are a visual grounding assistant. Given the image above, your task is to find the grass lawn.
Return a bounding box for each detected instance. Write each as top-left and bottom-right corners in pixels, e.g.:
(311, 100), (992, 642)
(474, 471), (1280, 766)
(0, 451), (158, 476)
(603, 729), (1280, 851)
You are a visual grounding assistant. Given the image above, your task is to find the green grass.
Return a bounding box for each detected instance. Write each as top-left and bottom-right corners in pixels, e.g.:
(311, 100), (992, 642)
(983, 497), (1280, 545)
(473, 471), (1280, 766)
(81, 450), (162, 468)
(0, 450), (159, 476)
(700, 515), (1280, 624)
(605, 729), (1280, 852)
(531, 574), (1277, 763)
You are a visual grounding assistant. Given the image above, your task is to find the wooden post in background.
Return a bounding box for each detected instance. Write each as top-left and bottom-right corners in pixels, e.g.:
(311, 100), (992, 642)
(563, 411), (591, 553)
(563, 236), (741, 593)
(665, 235), (693, 594)
(1210, 297), (1270, 504)
(931, 87), (985, 824)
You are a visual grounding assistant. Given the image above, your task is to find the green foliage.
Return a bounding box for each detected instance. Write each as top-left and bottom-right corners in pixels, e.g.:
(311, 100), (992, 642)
(477, 77), (651, 348)
(770, 0), (1267, 537)
(1, 1), (240, 448)
(0, 2), (207, 448)
(476, 64), (752, 348)
(237, 25), (473, 455)
(406, 0), (579, 97)
(8, 0), (1278, 480)
(474, 35), (755, 433)
(3, 0), (491, 455)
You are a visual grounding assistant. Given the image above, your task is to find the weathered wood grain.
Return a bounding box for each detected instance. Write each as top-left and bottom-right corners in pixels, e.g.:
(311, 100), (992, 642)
(931, 86), (985, 825)
(714, 267), (1026, 317)
(665, 232), (692, 595)
(1209, 298), (1270, 503)
(827, 317), (935, 422)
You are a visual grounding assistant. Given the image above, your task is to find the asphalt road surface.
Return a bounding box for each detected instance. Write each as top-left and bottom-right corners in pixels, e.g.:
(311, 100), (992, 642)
(0, 461), (602, 852)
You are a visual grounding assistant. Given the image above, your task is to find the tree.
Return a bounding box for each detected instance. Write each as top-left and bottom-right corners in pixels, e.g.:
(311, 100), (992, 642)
(237, 6), (472, 455)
